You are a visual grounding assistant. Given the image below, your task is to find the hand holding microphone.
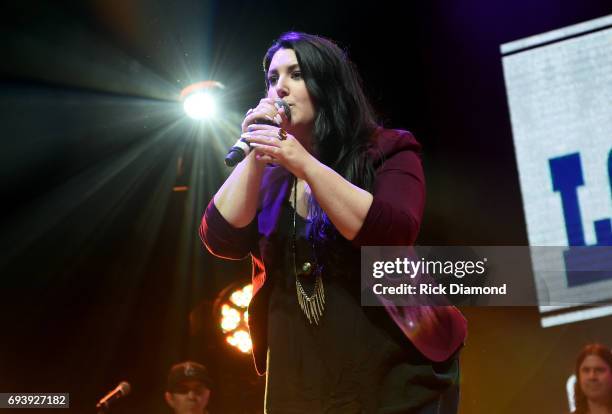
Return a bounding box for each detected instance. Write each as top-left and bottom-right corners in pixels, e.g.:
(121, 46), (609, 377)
(225, 98), (291, 167)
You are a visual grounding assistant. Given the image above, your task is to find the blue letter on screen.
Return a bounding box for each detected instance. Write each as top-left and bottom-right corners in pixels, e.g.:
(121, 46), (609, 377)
(549, 151), (612, 287)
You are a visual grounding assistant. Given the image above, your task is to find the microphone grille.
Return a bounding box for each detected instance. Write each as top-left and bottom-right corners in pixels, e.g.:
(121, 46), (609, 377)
(275, 99), (292, 122)
(118, 381), (131, 396)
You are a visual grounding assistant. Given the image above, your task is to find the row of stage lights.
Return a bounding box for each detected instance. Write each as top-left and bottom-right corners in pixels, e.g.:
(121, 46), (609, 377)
(216, 283), (254, 354)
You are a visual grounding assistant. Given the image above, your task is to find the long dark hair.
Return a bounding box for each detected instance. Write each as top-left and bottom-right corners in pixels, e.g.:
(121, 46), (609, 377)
(573, 343), (612, 414)
(263, 32), (378, 239)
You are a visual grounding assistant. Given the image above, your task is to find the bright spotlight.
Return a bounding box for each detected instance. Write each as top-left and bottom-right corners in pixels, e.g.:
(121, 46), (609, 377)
(180, 80), (225, 121)
(183, 92), (216, 119)
(226, 329), (252, 354)
(215, 283), (253, 354)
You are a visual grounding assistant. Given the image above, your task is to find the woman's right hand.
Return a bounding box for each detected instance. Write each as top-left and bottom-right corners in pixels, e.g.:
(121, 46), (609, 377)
(241, 98), (284, 133)
(213, 100), (276, 226)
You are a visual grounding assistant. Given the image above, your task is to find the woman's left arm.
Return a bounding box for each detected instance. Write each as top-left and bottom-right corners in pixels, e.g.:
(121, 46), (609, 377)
(244, 124), (373, 239)
(244, 125), (425, 243)
(302, 161), (373, 240)
(304, 147), (425, 245)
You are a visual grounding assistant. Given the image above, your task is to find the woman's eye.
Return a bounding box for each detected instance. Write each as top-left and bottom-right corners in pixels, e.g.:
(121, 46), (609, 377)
(268, 76), (278, 85)
(291, 71), (302, 79)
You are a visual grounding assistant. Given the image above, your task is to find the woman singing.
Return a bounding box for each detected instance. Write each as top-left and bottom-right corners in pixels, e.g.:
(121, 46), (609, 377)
(200, 32), (467, 413)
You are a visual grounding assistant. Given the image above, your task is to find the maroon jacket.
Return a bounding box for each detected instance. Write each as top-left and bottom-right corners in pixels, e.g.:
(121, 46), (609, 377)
(200, 127), (467, 375)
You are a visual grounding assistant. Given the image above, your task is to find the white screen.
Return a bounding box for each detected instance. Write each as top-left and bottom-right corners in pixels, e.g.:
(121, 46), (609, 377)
(501, 15), (612, 327)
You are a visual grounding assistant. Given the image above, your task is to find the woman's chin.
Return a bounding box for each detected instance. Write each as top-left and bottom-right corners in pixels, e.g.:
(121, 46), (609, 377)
(287, 120), (314, 135)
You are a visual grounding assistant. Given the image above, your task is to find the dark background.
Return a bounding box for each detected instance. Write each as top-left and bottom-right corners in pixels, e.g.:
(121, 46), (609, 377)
(1, 0), (611, 413)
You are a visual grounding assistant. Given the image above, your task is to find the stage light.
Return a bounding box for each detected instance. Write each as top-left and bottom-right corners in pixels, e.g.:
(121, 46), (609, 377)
(183, 92), (216, 119)
(230, 284), (252, 308)
(215, 283), (253, 354)
(226, 329), (252, 354)
(180, 80), (225, 120)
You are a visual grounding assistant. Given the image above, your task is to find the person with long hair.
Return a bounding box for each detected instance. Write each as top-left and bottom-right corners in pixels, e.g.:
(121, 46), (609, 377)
(200, 31), (467, 413)
(572, 343), (612, 414)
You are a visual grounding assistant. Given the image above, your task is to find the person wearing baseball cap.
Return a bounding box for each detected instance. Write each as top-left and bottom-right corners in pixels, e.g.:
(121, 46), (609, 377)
(165, 361), (212, 414)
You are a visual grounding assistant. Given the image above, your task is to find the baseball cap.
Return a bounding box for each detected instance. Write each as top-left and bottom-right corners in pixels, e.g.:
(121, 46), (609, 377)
(166, 361), (212, 392)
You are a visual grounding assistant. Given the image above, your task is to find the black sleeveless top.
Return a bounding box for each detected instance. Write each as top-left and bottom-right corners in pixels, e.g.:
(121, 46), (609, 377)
(264, 201), (460, 414)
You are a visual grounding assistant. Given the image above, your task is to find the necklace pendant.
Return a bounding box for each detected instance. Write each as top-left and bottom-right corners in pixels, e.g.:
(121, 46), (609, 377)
(296, 274), (325, 325)
(301, 261), (312, 275)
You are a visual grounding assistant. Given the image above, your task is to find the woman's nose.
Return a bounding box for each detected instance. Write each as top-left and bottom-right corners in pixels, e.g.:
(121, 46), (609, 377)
(275, 87), (288, 99)
(275, 78), (289, 98)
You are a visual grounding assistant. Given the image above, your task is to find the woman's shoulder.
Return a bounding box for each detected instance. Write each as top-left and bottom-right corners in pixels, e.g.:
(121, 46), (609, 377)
(368, 126), (422, 164)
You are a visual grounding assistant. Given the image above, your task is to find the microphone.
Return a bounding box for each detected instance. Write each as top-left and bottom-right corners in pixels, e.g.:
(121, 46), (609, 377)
(224, 99), (292, 167)
(96, 381), (131, 412)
